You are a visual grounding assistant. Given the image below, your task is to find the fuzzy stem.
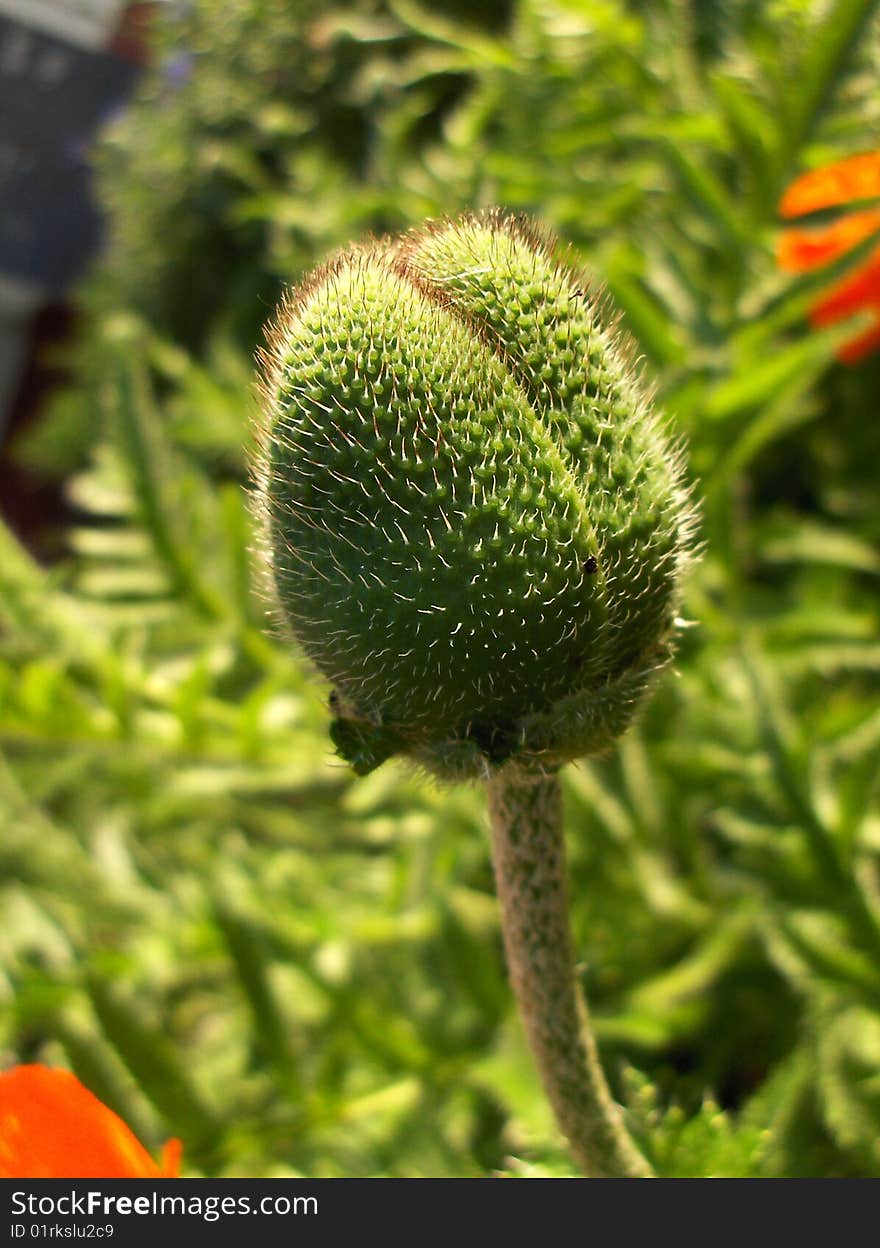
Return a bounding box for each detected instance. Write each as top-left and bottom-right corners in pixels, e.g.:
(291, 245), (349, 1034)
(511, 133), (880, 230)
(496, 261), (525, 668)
(486, 762), (652, 1178)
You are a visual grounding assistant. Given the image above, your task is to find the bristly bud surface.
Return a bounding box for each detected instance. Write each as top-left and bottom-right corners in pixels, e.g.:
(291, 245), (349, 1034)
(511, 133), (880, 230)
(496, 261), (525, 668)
(254, 211), (697, 778)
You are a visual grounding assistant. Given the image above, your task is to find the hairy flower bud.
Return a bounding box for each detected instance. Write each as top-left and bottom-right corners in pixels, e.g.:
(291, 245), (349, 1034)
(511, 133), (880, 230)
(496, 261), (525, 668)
(255, 212), (696, 778)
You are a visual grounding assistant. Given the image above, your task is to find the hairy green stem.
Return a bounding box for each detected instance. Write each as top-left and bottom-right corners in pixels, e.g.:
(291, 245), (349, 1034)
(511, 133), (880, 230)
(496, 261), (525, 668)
(486, 763), (652, 1178)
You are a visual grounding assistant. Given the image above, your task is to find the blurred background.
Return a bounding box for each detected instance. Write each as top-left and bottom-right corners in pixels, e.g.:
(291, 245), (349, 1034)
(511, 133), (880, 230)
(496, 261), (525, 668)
(0, 0), (879, 1177)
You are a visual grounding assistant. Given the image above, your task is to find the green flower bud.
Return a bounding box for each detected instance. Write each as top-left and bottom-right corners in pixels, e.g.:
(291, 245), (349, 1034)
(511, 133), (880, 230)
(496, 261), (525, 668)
(255, 212), (696, 778)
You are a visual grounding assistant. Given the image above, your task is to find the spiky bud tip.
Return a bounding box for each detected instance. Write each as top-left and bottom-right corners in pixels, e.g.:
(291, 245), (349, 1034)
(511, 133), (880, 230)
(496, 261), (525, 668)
(254, 211), (697, 779)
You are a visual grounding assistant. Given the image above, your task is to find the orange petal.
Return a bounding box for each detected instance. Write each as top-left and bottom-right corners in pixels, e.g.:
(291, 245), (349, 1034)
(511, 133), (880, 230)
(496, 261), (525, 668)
(778, 209), (880, 272)
(159, 1137), (184, 1177)
(808, 248), (880, 327)
(780, 150), (880, 219)
(0, 1065), (181, 1178)
(837, 318), (880, 364)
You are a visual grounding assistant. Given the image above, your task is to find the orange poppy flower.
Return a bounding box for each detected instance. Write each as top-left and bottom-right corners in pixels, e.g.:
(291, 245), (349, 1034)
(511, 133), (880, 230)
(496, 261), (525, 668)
(778, 149), (880, 364)
(0, 1064), (181, 1178)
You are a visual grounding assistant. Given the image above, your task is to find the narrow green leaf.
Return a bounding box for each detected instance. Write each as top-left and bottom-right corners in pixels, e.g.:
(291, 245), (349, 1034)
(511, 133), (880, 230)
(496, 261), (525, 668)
(111, 360), (222, 618)
(781, 0), (880, 168)
(214, 899), (303, 1090)
(705, 330), (839, 422)
(87, 975), (220, 1155)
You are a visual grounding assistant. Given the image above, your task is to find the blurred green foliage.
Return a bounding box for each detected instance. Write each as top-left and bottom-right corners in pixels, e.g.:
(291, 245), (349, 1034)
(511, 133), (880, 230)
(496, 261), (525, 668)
(2, 0), (880, 1176)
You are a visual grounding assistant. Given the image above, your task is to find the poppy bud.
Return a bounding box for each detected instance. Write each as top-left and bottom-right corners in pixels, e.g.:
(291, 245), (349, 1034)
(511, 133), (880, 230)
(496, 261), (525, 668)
(255, 212), (695, 777)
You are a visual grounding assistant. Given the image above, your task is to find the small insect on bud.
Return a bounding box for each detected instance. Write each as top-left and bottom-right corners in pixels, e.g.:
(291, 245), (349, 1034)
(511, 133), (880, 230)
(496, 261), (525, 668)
(254, 211), (696, 778)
